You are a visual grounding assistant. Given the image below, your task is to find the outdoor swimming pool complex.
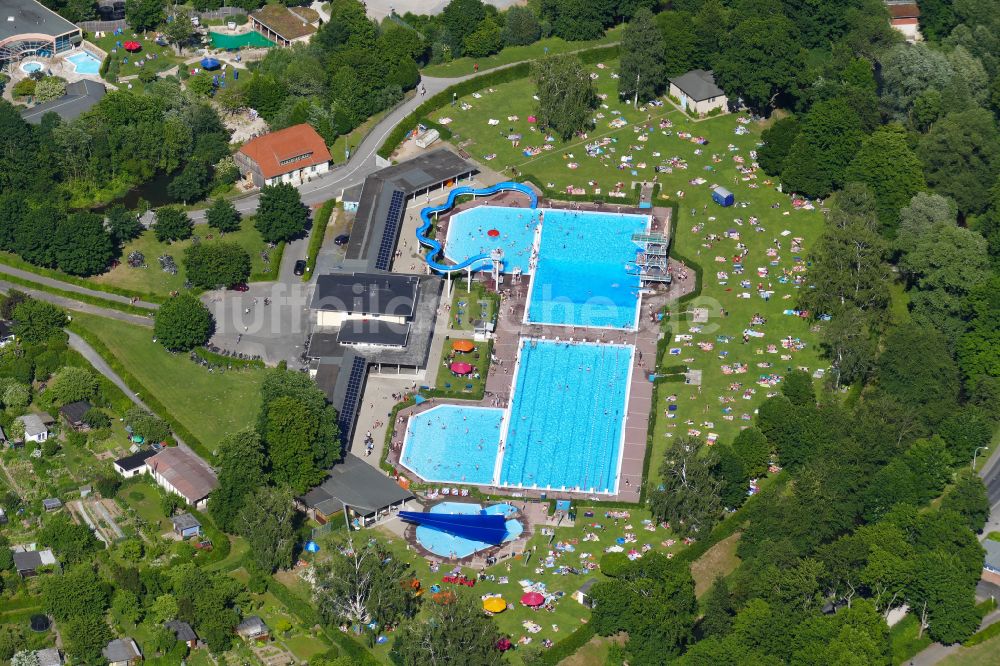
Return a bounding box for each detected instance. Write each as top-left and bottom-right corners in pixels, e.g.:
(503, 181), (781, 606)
(400, 340), (633, 494)
(66, 50), (102, 75)
(444, 206), (650, 329)
(415, 502), (522, 558)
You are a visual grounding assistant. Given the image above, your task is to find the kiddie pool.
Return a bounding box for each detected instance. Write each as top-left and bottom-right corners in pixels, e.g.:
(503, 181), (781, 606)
(20, 61), (44, 74)
(415, 502), (523, 559)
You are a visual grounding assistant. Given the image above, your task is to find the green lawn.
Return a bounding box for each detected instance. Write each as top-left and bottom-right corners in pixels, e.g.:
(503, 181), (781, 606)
(442, 59), (826, 479)
(421, 27), (621, 78)
(448, 282), (497, 331)
(88, 32), (184, 76)
(941, 632), (1000, 665)
(121, 479), (172, 533)
(69, 312), (265, 449)
(890, 614), (932, 665)
(89, 222), (275, 297)
(433, 338), (489, 398)
(310, 504), (685, 664)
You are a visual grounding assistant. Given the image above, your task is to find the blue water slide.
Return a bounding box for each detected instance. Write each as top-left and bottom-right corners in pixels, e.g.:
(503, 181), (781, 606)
(416, 181), (538, 275)
(399, 511), (507, 544)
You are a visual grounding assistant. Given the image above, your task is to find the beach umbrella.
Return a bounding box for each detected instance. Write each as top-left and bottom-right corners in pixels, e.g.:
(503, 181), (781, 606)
(487, 229), (500, 237)
(496, 637), (513, 651)
(521, 592), (545, 607)
(450, 362), (474, 375)
(304, 540), (320, 553)
(452, 340), (475, 353)
(201, 57), (221, 70)
(123, 41), (141, 52)
(483, 598), (507, 613)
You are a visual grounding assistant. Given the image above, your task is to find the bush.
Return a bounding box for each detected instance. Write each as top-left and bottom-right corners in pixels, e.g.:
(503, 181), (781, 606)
(153, 294), (214, 352)
(83, 409), (111, 429)
(95, 476), (121, 499)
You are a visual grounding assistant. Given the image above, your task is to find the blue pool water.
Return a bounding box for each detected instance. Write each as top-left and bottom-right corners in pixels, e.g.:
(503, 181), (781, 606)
(500, 340), (633, 493)
(66, 51), (102, 75)
(401, 405), (503, 484)
(444, 206), (648, 329)
(20, 61), (43, 74)
(415, 502), (523, 558)
(445, 206), (539, 274)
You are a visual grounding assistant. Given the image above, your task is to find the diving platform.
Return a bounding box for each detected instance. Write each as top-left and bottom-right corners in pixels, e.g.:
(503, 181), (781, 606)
(631, 232), (672, 284)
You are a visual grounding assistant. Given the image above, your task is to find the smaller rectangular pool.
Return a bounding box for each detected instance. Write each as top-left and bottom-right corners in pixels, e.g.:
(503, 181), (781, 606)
(66, 50), (102, 75)
(400, 405), (503, 484)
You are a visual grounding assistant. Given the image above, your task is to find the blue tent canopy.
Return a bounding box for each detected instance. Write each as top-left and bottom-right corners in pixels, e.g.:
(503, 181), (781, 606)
(400, 511), (507, 544)
(201, 57), (221, 70)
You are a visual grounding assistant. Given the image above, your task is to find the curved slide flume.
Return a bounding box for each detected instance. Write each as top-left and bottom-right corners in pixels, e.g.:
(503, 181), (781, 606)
(416, 181), (538, 274)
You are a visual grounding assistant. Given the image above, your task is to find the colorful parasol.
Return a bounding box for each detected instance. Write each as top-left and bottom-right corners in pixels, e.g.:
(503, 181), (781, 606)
(452, 340), (475, 353)
(483, 598), (507, 613)
(123, 41), (141, 52)
(450, 362), (473, 375)
(520, 592), (545, 607)
(487, 229), (500, 237)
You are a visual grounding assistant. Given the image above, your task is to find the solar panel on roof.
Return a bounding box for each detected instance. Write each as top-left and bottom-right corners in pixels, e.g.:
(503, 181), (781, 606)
(375, 190), (406, 270)
(338, 356), (367, 445)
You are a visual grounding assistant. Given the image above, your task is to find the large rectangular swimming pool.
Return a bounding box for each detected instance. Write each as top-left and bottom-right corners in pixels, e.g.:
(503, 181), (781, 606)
(499, 339), (633, 493)
(443, 206), (649, 329)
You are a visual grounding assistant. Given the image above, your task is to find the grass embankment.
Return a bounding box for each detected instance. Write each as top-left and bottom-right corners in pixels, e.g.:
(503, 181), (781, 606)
(421, 27), (622, 77)
(69, 311), (265, 457)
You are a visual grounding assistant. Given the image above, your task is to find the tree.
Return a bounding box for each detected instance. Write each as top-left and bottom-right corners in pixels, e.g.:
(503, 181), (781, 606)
(713, 15), (804, 113)
(845, 124), (926, 233)
(655, 11), (697, 78)
(648, 436), (723, 537)
(390, 590), (501, 665)
(150, 594), (180, 623)
(9, 651), (36, 666)
(258, 368), (340, 472)
(118, 539), (144, 563)
(210, 429), (268, 532)
(41, 565), (108, 621)
(13, 300), (66, 347)
(700, 577), (736, 638)
(153, 293), (214, 351)
(314, 535), (418, 628)
(439, 0), (487, 55)
(959, 277), (1000, 382)
(154, 206), (194, 242)
(715, 444), (749, 509)
(549, 0), (605, 41)
(264, 395), (326, 493)
(732, 427), (770, 478)
(781, 369), (815, 407)
(941, 471), (990, 533)
(183, 242), (251, 289)
(38, 514), (102, 564)
(112, 588), (143, 625)
(757, 116), (800, 177)
(106, 205), (143, 245)
(876, 326), (959, 421)
(33, 77), (66, 103)
(255, 183), (308, 243)
(236, 486), (297, 573)
(878, 43), (953, 122)
(900, 222), (990, 342)
(502, 6), (541, 46)
(918, 108), (1000, 215)
(532, 54), (597, 141)
(780, 98), (865, 198)
(2, 381), (30, 409)
(897, 192), (956, 253)
(206, 197), (241, 233)
(0, 535), (13, 571)
(63, 614), (112, 665)
(463, 18), (502, 58)
(167, 159), (210, 204)
(124, 407), (171, 443)
(47, 366), (98, 406)
(163, 7), (194, 54)
(938, 407), (993, 462)
(126, 0), (165, 32)
(618, 8), (667, 103)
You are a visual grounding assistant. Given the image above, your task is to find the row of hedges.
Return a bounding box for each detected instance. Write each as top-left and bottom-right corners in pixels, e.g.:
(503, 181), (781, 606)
(193, 346), (265, 370)
(268, 579), (378, 664)
(303, 200), (336, 281)
(68, 322), (214, 462)
(528, 623), (596, 665)
(378, 43), (621, 160)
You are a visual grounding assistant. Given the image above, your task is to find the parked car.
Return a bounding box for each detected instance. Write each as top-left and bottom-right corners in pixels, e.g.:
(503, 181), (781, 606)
(230, 283), (249, 292)
(293, 260), (307, 276)
(334, 234), (350, 246)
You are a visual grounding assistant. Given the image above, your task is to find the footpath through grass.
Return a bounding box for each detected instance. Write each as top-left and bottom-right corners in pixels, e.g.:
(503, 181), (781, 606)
(421, 27), (621, 78)
(69, 311), (264, 451)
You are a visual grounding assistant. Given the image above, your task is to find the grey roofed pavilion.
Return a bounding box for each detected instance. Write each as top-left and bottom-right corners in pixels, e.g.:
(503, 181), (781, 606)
(300, 452), (414, 517)
(668, 69), (725, 102)
(0, 0), (78, 42)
